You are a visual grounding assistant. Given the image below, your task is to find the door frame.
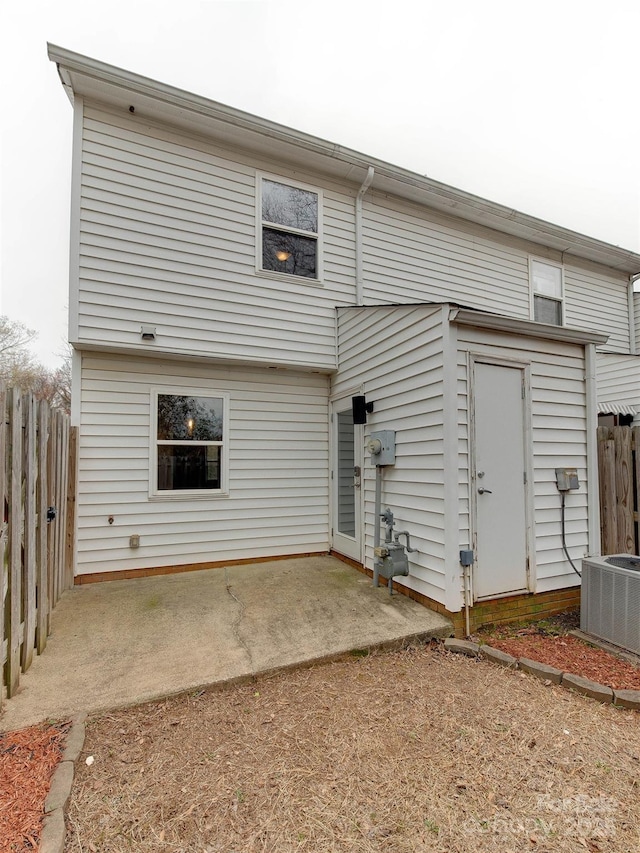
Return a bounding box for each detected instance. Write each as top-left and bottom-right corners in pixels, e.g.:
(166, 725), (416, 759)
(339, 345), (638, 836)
(468, 353), (535, 601)
(329, 389), (363, 563)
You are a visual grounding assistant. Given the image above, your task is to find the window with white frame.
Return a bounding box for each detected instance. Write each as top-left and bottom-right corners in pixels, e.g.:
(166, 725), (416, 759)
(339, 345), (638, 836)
(530, 259), (563, 325)
(153, 392), (227, 494)
(259, 176), (320, 279)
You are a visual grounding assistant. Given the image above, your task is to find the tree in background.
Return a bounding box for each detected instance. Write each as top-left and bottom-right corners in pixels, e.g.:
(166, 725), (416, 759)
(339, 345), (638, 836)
(0, 316), (71, 413)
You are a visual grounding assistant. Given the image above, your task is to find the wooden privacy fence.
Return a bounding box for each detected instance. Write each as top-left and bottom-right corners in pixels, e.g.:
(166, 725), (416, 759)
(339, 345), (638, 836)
(597, 425), (640, 556)
(1, 384), (77, 708)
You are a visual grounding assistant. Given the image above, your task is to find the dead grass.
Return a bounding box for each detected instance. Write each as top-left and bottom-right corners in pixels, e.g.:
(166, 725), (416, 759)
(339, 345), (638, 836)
(66, 645), (640, 853)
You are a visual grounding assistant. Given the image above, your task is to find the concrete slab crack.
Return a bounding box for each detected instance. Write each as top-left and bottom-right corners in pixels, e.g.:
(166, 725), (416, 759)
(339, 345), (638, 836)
(224, 567), (254, 673)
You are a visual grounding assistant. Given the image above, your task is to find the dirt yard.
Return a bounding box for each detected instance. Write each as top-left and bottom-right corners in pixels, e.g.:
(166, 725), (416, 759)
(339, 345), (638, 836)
(65, 644), (640, 853)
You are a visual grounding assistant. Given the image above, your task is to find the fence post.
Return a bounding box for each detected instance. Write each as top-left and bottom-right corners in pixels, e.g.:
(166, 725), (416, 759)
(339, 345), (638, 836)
(7, 389), (23, 698)
(598, 426), (617, 555)
(37, 400), (50, 652)
(634, 427), (640, 556)
(614, 427), (635, 554)
(65, 425), (78, 590)
(21, 394), (37, 672)
(0, 383), (6, 710)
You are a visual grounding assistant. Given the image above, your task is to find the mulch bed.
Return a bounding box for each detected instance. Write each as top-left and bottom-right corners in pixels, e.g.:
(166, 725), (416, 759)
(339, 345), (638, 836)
(0, 721), (70, 852)
(476, 610), (640, 692)
(487, 634), (640, 690)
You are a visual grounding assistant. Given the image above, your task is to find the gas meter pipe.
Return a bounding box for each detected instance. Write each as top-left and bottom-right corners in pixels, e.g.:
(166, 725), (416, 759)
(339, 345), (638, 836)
(373, 464), (383, 587)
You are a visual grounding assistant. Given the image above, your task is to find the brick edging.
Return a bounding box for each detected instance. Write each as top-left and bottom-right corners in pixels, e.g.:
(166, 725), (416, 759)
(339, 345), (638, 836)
(39, 713), (87, 853)
(442, 638), (640, 711)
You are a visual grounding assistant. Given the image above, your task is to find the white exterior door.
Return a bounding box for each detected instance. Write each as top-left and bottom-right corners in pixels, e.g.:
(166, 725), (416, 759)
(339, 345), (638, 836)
(472, 360), (529, 599)
(331, 399), (362, 562)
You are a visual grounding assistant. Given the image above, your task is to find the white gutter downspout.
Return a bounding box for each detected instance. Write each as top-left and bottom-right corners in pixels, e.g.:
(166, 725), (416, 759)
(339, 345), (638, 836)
(629, 273), (640, 355)
(355, 167), (375, 305)
(585, 342), (601, 557)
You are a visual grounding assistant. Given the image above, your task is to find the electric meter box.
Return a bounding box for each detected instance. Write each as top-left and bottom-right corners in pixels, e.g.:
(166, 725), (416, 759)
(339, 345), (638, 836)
(368, 430), (396, 466)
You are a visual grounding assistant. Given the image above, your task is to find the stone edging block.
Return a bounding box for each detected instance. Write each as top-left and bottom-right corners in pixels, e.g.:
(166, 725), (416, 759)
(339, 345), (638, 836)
(561, 673), (613, 703)
(39, 713), (87, 853)
(478, 646), (517, 668)
(613, 689), (640, 710)
(444, 638), (479, 657)
(517, 657), (563, 684)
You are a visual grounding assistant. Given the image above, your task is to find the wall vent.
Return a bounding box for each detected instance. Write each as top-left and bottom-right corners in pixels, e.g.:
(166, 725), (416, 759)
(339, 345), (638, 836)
(580, 555), (640, 655)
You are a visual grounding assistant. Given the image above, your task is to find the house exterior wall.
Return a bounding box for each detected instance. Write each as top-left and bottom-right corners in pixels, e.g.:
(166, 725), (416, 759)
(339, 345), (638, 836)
(333, 304), (450, 605)
(596, 351), (640, 408)
(72, 102), (632, 374)
(455, 324), (589, 595)
(335, 305), (590, 612)
(359, 193), (630, 353)
(563, 262), (630, 353)
(75, 103), (357, 370)
(75, 351), (330, 576)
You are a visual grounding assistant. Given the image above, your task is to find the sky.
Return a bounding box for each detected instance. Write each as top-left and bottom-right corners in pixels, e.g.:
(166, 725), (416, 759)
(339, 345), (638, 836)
(2, 0), (639, 367)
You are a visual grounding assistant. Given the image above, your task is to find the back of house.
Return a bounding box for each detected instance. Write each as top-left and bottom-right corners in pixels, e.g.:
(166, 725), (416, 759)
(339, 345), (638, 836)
(49, 45), (640, 630)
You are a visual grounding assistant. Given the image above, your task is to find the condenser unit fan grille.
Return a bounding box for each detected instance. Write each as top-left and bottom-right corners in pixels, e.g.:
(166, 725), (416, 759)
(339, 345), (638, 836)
(581, 556), (640, 656)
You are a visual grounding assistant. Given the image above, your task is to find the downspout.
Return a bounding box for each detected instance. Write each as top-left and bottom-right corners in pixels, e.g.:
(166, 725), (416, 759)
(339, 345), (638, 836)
(629, 273), (640, 355)
(585, 342), (601, 557)
(355, 166), (375, 306)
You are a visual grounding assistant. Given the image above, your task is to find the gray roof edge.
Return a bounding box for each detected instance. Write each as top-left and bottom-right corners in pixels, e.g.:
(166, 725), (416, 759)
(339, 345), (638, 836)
(47, 44), (640, 276)
(451, 308), (609, 346)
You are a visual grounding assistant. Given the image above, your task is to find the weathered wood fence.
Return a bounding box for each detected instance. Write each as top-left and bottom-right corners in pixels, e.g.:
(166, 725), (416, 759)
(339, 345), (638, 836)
(597, 425), (640, 556)
(1, 384), (77, 708)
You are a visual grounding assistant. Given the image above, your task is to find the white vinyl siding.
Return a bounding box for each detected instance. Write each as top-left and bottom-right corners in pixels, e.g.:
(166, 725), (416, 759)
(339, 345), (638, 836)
(456, 326), (589, 592)
(74, 105), (632, 370)
(634, 291), (640, 352)
(359, 194), (631, 352)
(596, 352), (640, 409)
(334, 304), (449, 604)
(564, 261), (630, 352)
(76, 105), (356, 369)
(361, 194), (532, 317)
(75, 353), (330, 575)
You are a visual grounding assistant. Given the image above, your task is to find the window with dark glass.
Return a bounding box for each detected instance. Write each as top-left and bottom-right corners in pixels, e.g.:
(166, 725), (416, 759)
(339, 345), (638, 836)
(531, 259), (563, 326)
(156, 394), (224, 491)
(261, 179), (319, 279)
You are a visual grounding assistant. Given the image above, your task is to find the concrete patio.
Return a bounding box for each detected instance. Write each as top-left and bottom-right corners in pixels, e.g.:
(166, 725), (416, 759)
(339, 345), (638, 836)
(0, 556), (452, 731)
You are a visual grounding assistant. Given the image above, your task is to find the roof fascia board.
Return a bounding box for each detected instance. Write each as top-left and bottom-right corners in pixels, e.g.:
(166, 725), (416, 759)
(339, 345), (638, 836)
(47, 43), (640, 275)
(449, 308), (609, 346)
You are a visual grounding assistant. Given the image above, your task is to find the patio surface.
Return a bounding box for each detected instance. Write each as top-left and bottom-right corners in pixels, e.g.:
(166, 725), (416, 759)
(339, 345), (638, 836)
(0, 555), (452, 731)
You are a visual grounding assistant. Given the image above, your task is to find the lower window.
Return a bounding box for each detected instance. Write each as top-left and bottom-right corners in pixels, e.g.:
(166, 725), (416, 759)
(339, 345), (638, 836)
(153, 392), (227, 494)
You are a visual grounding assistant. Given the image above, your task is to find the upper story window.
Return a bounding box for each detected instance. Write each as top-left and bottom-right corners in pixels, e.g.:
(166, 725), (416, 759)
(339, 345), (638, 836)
(152, 392), (228, 496)
(530, 258), (564, 325)
(259, 176), (321, 280)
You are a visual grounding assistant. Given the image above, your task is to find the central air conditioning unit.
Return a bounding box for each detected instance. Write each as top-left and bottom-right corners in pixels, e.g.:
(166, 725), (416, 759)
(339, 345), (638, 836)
(580, 555), (640, 655)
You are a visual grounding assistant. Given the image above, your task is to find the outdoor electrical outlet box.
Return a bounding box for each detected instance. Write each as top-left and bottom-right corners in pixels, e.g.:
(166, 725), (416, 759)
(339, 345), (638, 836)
(460, 549), (474, 566)
(368, 430), (396, 466)
(555, 468), (579, 491)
